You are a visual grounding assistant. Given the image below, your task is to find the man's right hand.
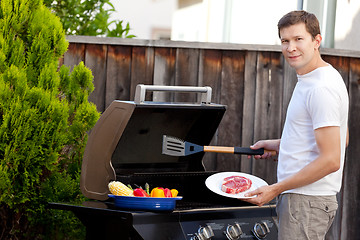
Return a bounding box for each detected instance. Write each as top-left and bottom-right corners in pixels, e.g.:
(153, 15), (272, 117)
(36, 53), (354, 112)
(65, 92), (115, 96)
(248, 139), (280, 159)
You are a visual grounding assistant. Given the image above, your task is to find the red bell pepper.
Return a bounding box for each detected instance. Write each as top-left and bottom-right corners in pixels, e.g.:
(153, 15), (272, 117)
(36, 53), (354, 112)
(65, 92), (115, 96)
(163, 188), (172, 197)
(133, 188), (150, 197)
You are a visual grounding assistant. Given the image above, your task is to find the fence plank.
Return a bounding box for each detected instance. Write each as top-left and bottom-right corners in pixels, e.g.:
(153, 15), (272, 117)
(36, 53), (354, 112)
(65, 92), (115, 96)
(153, 47), (176, 102)
(198, 49), (223, 103)
(198, 49), (223, 171)
(130, 47), (155, 101)
(241, 51), (258, 173)
(63, 43), (85, 70)
(339, 58), (360, 240)
(85, 44), (107, 112)
(269, 52), (284, 137)
(105, 45), (132, 107)
(261, 52), (284, 183)
(174, 48), (200, 102)
(252, 52), (278, 184)
(216, 50), (246, 171)
(281, 62), (297, 126)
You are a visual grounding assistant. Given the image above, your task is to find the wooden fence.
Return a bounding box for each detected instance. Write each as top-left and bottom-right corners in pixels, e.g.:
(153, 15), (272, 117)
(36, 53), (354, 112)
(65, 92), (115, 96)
(62, 35), (360, 240)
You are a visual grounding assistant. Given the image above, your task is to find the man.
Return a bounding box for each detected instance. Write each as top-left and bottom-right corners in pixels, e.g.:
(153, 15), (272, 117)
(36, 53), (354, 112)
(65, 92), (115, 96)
(244, 10), (349, 240)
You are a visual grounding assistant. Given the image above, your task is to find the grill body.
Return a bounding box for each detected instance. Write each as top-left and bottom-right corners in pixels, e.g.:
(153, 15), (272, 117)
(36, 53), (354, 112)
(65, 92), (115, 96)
(50, 201), (277, 240)
(49, 85), (278, 239)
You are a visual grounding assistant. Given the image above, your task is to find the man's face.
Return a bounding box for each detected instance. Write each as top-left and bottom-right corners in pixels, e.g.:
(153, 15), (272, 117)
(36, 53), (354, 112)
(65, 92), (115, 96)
(280, 23), (321, 75)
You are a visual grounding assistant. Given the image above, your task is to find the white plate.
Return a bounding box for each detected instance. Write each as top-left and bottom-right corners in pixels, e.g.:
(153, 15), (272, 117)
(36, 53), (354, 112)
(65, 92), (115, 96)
(205, 172), (268, 199)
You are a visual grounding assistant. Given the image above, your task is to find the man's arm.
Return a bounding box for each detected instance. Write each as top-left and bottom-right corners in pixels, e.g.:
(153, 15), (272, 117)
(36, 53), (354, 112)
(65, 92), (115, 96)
(244, 126), (341, 206)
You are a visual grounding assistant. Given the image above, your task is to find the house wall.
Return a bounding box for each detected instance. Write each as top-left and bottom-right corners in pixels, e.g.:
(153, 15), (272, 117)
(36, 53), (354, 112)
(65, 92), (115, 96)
(110, 0), (177, 40)
(107, 0), (360, 51)
(334, 0), (360, 51)
(171, 0), (298, 43)
(171, 0), (360, 51)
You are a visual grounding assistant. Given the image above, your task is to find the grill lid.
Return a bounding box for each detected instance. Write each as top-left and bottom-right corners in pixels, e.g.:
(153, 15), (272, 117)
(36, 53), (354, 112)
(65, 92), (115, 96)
(80, 85), (226, 200)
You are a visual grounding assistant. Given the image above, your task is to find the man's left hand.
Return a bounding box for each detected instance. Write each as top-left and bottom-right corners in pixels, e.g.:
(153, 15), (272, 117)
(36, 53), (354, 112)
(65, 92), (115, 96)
(242, 185), (279, 206)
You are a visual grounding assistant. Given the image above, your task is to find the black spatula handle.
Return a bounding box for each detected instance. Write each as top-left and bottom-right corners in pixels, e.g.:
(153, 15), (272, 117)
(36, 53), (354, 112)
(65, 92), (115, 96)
(234, 147), (265, 155)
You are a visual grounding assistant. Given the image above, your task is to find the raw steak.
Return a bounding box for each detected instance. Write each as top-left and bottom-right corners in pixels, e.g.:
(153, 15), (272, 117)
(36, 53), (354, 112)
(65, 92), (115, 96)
(221, 175), (252, 194)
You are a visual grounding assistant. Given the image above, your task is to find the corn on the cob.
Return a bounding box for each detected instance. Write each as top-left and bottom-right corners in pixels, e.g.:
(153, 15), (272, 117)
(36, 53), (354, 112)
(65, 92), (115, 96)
(108, 181), (134, 196)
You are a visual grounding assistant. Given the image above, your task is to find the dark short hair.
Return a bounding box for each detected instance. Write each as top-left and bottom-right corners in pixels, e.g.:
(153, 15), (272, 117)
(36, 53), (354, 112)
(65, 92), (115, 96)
(277, 10), (320, 39)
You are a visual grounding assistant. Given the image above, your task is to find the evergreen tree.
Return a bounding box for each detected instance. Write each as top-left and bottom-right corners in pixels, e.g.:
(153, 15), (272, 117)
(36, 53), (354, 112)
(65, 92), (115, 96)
(0, 0), (100, 238)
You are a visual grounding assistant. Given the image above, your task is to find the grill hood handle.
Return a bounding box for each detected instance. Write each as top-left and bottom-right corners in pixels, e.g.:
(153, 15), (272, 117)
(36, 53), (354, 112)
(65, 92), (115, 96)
(134, 84), (212, 104)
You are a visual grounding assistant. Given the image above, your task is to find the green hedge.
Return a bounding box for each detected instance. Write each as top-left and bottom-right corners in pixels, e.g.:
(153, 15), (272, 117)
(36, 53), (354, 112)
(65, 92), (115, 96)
(0, 0), (100, 239)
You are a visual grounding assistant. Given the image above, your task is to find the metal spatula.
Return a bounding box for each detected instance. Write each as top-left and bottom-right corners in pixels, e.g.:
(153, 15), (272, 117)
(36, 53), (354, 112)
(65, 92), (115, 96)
(162, 135), (276, 157)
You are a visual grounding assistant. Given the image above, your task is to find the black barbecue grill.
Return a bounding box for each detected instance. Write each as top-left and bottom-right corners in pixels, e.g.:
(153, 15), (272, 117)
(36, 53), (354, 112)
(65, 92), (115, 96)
(49, 85), (278, 240)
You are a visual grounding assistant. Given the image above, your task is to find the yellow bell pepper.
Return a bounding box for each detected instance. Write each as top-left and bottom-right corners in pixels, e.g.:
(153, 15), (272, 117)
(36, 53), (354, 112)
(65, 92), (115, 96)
(150, 187), (165, 197)
(170, 189), (178, 197)
(150, 187), (179, 197)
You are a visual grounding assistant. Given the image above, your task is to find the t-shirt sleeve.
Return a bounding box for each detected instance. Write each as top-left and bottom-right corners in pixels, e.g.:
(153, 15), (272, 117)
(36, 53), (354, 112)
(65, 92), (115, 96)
(307, 87), (341, 130)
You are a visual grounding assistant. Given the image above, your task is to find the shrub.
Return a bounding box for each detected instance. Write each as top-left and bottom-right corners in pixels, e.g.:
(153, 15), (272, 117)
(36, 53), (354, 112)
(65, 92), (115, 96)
(0, 0), (100, 238)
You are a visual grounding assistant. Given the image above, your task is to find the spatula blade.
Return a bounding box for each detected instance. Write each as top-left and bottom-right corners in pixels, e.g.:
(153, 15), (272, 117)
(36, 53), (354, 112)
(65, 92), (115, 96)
(162, 135), (204, 156)
(162, 135), (185, 156)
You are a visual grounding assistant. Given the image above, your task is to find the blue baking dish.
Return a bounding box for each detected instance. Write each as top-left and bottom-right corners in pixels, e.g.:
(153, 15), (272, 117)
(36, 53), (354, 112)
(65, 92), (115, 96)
(108, 194), (183, 211)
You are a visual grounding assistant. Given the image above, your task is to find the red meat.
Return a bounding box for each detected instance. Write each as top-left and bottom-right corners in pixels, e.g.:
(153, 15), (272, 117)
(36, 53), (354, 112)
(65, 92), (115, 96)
(221, 176), (252, 194)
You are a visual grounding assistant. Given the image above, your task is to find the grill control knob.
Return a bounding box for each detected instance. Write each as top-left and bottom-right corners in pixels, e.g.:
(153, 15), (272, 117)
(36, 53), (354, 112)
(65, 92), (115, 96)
(252, 221), (270, 239)
(190, 233), (204, 240)
(198, 225), (214, 240)
(224, 223), (243, 240)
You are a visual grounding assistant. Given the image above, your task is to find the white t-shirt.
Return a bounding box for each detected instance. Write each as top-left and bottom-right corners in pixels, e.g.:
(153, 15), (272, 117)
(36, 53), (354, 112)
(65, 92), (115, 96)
(278, 65), (349, 196)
